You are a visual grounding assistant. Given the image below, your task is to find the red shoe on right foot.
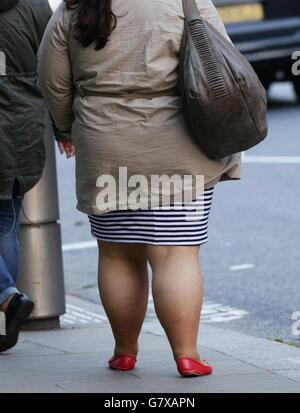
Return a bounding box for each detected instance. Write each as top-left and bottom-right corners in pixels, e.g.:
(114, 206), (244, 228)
(176, 357), (213, 377)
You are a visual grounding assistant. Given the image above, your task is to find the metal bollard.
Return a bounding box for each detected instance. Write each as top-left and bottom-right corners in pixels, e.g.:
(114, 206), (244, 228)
(16, 110), (66, 330)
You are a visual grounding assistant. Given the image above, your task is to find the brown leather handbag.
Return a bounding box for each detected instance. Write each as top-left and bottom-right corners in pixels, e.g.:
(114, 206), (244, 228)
(178, 0), (268, 159)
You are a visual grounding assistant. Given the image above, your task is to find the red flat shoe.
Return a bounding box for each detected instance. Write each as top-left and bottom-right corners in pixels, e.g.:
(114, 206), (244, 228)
(108, 354), (137, 370)
(176, 357), (213, 377)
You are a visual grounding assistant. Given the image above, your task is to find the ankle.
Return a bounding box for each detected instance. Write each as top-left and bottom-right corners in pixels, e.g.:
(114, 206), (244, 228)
(114, 343), (138, 358)
(173, 349), (201, 362)
(0, 294), (15, 313)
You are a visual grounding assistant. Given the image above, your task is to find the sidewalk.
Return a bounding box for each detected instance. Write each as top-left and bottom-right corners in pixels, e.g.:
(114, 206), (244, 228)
(0, 295), (300, 393)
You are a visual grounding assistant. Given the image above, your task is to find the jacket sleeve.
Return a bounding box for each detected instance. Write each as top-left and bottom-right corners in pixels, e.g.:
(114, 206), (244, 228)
(196, 0), (234, 46)
(37, 5), (74, 142)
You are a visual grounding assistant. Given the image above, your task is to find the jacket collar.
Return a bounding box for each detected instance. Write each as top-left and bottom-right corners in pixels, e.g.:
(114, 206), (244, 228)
(0, 0), (20, 12)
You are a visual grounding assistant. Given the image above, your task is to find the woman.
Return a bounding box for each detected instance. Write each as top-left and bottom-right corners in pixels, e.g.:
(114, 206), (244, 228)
(38, 0), (241, 377)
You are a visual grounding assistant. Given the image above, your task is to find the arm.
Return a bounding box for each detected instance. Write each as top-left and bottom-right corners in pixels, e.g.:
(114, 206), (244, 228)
(37, 4), (74, 143)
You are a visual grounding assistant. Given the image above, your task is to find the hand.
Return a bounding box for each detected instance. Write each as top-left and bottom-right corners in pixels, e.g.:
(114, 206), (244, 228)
(57, 140), (75, 158)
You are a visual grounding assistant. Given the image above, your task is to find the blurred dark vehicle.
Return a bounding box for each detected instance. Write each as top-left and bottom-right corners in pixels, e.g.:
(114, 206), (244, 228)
(214, 0), (300, 98)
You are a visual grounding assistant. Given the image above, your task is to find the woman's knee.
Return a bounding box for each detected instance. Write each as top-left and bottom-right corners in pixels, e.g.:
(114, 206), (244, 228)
(98, 240), (147, 262)
(146, 245), (200, 269)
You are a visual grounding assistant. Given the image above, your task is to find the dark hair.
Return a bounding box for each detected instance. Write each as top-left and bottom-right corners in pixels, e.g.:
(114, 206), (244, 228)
(64, 0), (117, 50)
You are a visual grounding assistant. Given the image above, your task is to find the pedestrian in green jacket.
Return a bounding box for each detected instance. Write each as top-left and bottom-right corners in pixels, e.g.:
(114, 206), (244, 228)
(0, 0), (60, 353)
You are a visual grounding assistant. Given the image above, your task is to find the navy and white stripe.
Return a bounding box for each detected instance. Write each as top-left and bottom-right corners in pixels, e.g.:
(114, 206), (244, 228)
(88, 187), (214, 246)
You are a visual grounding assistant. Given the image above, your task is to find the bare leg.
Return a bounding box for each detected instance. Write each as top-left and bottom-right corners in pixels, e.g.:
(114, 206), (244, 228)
(146, 245), (204, 361)
(97, 240), (149, 359)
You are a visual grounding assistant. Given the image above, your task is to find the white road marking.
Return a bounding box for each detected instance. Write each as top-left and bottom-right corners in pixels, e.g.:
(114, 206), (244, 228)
(62, 319), (74, 325)
(200, 300), (249, 323)
(78, 318), (88, 324)
(229, 263), (255, 271)
(201, 308), (248, 323)
(84, 311), (107, 321)
(66, 303), (89, 312)
(242, 153), (300, 164)
(63, 314), (77, 321)
(68, 311), (93, 320)
(67, 303), (107, 320)
(60, 303), (108, 326)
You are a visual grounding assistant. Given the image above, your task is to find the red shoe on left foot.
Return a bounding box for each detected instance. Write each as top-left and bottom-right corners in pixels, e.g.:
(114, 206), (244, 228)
(108, 354), (137, 370)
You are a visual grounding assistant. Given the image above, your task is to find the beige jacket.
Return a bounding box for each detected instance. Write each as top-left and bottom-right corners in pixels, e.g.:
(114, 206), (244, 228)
(38, 0), (242, 215)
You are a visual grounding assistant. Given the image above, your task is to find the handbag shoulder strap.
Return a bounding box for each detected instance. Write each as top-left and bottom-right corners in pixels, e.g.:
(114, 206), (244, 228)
(182, 0), (202, 22)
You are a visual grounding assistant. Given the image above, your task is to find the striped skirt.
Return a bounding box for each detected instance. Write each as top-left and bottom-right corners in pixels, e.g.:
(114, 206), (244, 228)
(88, 187), (214, 246)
